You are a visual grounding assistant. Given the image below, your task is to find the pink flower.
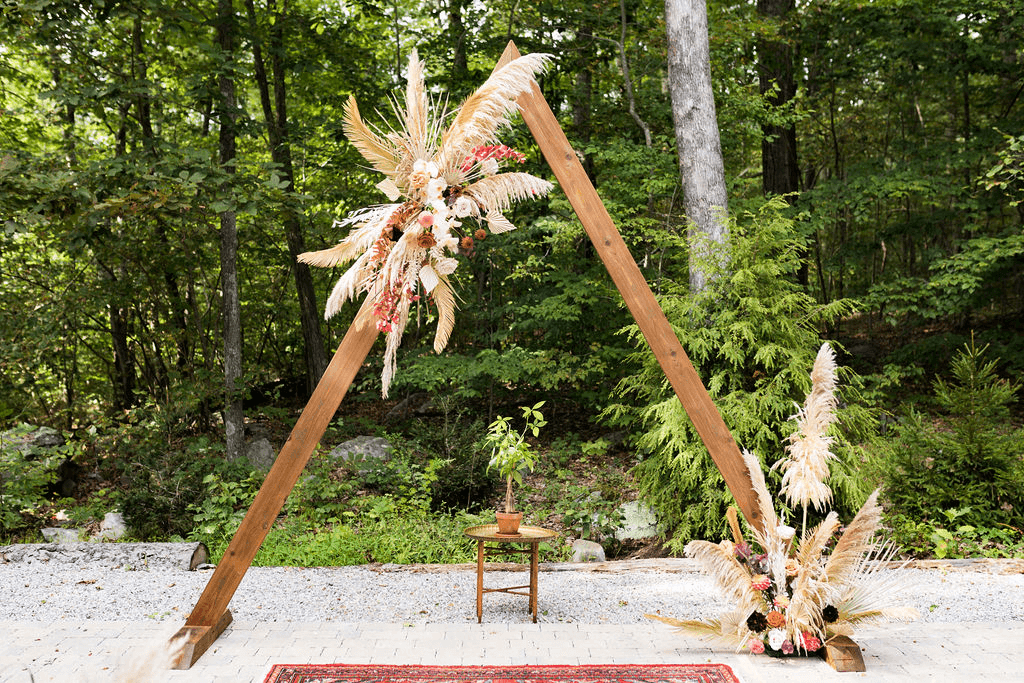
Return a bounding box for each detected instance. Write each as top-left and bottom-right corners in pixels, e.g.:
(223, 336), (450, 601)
(781, 640), (794, 655)
(751, 574), (771, 591)
(748, 638), (765, 654)
(801, 631), (822, 652)
(418, 212), (434, 228)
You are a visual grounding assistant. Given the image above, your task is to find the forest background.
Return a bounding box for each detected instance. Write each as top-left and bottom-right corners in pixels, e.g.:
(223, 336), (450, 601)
(1, 0), (1023, 565)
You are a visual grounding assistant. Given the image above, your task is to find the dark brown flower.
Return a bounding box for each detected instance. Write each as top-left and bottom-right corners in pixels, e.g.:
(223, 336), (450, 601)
(418, 232), (437, 248)
(746, 611), (769, 632)
(822, 605), (839, 623)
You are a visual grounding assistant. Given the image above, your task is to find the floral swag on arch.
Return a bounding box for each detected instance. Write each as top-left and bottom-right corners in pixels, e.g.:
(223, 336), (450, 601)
(300, 50), (554, 397)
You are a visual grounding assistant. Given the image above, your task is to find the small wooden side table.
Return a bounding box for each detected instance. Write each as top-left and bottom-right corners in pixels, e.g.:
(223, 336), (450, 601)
(463, 524), (557, 623)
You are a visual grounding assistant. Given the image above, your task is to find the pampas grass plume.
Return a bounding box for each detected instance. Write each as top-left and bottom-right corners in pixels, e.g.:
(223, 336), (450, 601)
(775, 342), (839, 511)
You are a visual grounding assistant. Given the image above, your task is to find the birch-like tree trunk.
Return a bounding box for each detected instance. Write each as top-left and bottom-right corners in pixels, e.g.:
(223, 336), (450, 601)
(664, 0), (729, 293)
(217, 0), (244, 461)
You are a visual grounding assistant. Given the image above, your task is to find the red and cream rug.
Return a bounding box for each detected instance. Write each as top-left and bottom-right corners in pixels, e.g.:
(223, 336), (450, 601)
(263, 663), (742, 683)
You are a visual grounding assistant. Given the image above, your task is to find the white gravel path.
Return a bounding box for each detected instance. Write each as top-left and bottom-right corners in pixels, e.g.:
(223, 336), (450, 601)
(3, 560), (1022, 625)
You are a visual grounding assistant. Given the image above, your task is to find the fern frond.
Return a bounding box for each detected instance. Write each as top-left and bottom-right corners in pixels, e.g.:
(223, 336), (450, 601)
(825, 489), (882, 587)
(343, 96), (402, 174)
(432, 278), (457, 353)
(437, 53), (551, 174)
(685, 540), (763, 615)
(464, 172), (553, 212)
(298, 243), (357, 269)
(403, 49), (428, 157)
(797, 511), (840, 567)
(740, 448), (779, 532)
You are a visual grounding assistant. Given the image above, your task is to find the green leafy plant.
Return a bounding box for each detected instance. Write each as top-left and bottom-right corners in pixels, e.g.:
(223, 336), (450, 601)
(484, 401), (546, 514)
(0, 425), (64, 534)
(877, 340), (1024, 529)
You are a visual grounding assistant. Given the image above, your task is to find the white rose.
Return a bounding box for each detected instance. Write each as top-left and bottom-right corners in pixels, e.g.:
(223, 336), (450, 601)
(776, 524), (796, 542)
(768, 628), (785, 651)
(452, 196), (475, 218)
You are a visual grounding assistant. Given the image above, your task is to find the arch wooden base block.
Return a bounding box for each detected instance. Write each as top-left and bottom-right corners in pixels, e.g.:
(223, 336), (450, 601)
(170, 609), (233, 670)
(824, 635), (866, 672)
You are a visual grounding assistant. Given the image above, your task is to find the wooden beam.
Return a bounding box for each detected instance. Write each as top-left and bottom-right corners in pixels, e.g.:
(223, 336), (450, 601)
(498, 41), (762, 531)
(172, 308), (378, 664)
(170, 609), (233, 670)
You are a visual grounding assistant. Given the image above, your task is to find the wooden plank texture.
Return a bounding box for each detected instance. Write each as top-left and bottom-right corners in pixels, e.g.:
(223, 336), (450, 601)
(183, 309), (378, 630)
(170, 609), (233, 670)
(825, 635), (867, 672)
(498, 41), (762, 531)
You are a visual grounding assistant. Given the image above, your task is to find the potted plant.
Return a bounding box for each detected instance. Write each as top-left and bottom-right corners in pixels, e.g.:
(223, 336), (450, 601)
(484, 401), (546, 535)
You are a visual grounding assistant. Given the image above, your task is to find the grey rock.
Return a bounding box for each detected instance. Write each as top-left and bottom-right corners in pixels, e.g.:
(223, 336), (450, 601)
(95, 512), (127, 541)
(571, 539), (606, 563)
(384, 392), (433, 423)
(41, 527), (82, 543)
(613, 501), (660, 541)
(31, 426), (65, 449)
(245, 437), (277, 471)
(328, 435), (393, 471)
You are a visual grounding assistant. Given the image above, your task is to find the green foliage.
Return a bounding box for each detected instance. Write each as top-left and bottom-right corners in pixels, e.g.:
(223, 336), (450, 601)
(358, 447), (450, 515)
(111, 416), (246, 540)
(605, 199), (871, 550)
(0, 425), (64, 533)
(484, 402), (546, 513)
(189, 468), (265, 557)
(886, 512), (1024, 559)
(984, 131), (1024, 206)
(402, 397), (496, 511)
(876, 341), (1024, 528)
(250, 500), (491, 567)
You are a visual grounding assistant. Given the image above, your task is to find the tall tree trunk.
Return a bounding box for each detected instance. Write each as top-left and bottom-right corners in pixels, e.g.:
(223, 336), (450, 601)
(245, 0), (328, 394)
(448, 0), (469, 84)
(217, 0), (245, 461)
(757, 0), (798, 199)
(664, 0), (729, 293)
(756, 0), (805, 285)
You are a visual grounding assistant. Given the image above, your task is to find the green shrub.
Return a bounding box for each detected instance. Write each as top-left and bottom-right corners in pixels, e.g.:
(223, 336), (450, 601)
(604, 198), (872, 550)
(0, 425), (64, 534)
(877, 340), (1024, 528)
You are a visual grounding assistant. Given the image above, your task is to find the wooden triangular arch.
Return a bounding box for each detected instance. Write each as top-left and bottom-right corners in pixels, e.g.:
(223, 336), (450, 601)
(170, 41), (761, 669)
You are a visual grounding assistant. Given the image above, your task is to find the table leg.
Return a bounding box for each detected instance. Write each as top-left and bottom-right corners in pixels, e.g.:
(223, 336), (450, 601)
(530, 542), (539, 623)
(476, 540), (484, 623)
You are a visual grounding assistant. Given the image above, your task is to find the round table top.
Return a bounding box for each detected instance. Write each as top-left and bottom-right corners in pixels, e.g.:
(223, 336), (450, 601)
(463, 524), (558, 542)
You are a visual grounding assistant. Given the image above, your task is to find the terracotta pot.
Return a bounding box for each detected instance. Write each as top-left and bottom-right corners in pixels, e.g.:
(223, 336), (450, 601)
(495, 511), (524, 535)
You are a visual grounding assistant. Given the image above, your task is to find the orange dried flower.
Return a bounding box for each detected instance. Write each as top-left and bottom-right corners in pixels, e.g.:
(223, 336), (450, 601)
(418, 232), (437, 248)
(460, 236), (474, 251)
(473, 228), (487, 241)
(766, 611), (786, 628)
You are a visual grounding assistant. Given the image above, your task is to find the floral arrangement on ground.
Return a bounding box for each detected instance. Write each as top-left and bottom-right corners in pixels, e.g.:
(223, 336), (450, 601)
(650, 343), (919, 657)
(299, 50), (553, 396)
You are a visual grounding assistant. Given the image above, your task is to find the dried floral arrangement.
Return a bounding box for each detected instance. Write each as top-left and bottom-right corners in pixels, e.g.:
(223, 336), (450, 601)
(299, 50), (554, 396)
(650, 343), (918, 657)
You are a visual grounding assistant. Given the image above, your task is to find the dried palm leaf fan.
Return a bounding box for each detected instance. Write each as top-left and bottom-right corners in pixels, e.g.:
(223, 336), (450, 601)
(300, 51), (554, 396)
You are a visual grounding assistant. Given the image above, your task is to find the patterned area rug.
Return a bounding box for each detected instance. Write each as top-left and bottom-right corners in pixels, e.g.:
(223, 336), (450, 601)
(262, 663), (742, 683)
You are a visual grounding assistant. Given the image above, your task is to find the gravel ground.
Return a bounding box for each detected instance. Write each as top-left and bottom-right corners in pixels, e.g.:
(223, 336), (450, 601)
(3, 560), (1023, 625)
